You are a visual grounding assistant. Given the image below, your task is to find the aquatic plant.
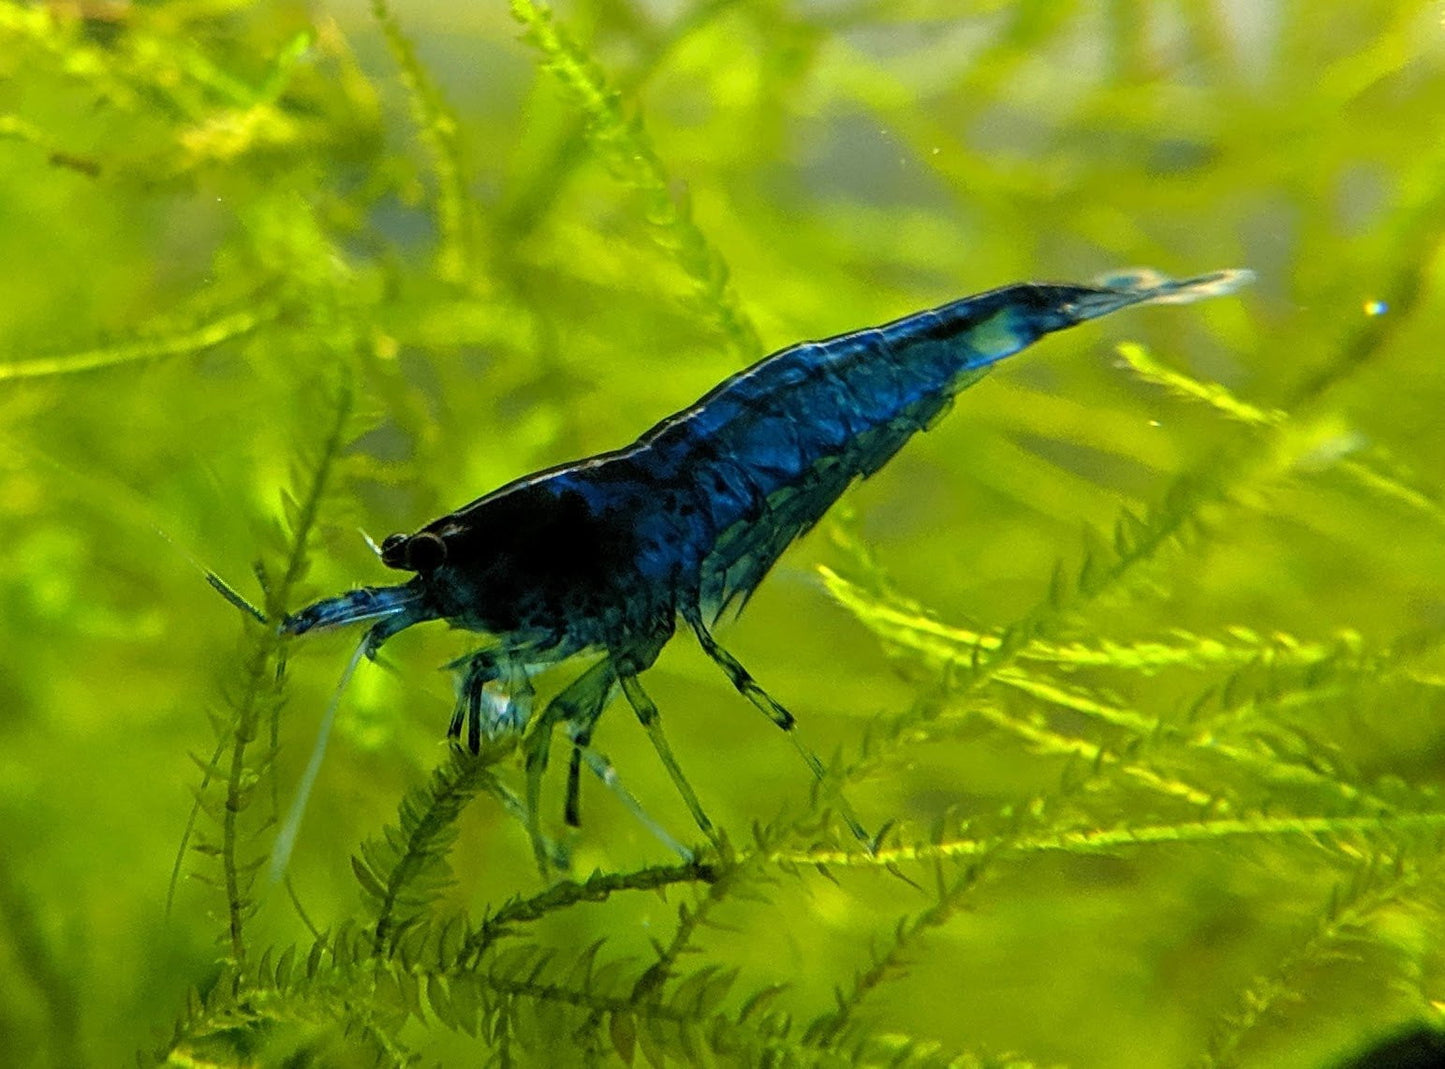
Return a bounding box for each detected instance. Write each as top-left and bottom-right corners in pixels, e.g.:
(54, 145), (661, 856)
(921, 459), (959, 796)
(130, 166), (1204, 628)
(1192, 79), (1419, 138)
(1, 1), (1441, 1066)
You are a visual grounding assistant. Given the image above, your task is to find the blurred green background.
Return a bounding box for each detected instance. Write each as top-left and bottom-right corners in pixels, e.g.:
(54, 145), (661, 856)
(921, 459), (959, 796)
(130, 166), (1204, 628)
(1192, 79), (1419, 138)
(2, 0), (1444, 1065)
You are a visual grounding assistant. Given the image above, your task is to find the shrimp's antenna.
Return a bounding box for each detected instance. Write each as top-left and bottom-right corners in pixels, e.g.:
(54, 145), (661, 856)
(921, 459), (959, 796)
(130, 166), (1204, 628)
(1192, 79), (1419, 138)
(269, 632), (371, 882)
(151, 523), (269, 625)
(359, 527), (384, 558)
(205, 570), (267, 625)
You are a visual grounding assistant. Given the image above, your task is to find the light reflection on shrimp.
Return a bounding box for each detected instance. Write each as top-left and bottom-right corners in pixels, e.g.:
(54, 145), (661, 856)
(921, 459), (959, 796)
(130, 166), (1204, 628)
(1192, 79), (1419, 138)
(282, 268), (1254, 868)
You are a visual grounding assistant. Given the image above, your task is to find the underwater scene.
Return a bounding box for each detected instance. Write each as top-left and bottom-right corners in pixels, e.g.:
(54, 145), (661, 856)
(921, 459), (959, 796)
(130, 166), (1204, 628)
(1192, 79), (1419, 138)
(1, 1), (1443, 1065)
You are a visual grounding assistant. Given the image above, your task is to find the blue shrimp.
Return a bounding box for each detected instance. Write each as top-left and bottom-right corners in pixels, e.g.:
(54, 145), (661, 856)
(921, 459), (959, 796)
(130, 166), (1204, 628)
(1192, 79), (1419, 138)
(283, 267), (1252, 862)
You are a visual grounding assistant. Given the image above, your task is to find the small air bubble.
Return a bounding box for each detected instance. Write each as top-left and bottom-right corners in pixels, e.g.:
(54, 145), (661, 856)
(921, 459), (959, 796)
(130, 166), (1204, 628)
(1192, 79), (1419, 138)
(1364, 299), (1388, 316)
(1148, 419), (1162, 428)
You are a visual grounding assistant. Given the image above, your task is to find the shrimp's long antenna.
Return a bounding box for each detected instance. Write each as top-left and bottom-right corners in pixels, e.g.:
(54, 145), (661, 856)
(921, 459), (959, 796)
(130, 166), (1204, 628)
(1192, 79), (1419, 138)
(205, 571), (267, 625)
(151, 522), (269, 625)
(268, 632), (371, 882)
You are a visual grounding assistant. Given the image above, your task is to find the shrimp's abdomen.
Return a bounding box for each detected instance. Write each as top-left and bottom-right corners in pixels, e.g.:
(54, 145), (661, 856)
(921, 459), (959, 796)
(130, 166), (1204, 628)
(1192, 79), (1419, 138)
(628, 271), (1251, 618)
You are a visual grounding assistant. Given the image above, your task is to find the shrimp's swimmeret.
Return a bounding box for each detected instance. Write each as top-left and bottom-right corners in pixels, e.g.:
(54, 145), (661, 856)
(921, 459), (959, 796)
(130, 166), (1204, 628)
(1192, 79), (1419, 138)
(282, 268), (1254, 864)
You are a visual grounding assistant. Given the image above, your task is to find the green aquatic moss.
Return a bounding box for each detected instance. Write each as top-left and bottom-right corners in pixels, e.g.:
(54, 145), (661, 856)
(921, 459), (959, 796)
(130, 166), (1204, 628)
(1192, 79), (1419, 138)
(1, 1), (1443, 1066)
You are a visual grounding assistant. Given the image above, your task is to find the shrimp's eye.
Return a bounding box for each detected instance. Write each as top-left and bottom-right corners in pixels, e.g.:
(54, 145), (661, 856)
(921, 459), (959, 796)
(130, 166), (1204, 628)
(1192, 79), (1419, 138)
(380, 533), (409, 569)
(406, 531), (447, 573)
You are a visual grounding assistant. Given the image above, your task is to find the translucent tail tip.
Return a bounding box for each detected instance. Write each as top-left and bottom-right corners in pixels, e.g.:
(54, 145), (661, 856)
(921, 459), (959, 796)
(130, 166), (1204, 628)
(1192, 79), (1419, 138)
(1093, 267), (1257, 304)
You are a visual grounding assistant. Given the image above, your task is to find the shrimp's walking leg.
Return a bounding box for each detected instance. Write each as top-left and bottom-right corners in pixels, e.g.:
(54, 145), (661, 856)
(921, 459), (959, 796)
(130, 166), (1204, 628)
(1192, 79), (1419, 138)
(563, 700), (633, 831)
(517, 658), (608, 873)
(522, 657), (689, 871)
(564, 741), (587, 827)
(570, 739), (691, 862)
(561, 669), (694, 858)
(525, 659), (614, 823)
(450, 656), (493, 753)
(616, 671), (718, 845)
(683, 607), (870, 848)
(449, 654), (536, 753)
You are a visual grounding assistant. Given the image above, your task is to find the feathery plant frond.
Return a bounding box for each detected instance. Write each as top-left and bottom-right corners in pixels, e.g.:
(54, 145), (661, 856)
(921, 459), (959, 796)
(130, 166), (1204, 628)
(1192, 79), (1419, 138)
(780, 813), (1445, 873)
(0, 293), (284, 382)
(510, 0), (763, 363)
(371, 0), (480, 288)
(180, 374), (361, 964)
(358, 741), (511, 955)
(1203, 841), (1445, 1068)
(160, 915), (1019, 1068)
(453, 856), (717, 968)
(166, 189), (381, 942)
(1118, 342), (1445, 531)
(822, 564), (1368, 676)
(823, 563), (1442, 822)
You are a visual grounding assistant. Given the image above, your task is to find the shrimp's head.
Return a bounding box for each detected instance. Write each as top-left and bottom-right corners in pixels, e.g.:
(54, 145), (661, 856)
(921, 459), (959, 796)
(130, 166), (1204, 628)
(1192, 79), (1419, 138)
(367, 477), (641, 641)
(282, 522), (467, 650)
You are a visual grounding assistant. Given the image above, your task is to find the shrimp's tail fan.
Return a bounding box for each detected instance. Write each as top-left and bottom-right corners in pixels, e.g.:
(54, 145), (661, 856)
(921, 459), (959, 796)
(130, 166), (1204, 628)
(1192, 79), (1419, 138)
(282, 581), (427, 636)
(1066, 267), (1255, 323)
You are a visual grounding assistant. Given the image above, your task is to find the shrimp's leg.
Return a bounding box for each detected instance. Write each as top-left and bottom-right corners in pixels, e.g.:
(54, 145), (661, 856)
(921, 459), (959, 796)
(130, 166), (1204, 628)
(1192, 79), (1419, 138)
(449, 654), (497, 753)
(561, 671), (616, 828)
(683, 607), (870, 848)
(521, 657), (689, 870)
(616, 671), (718, 845)
(449, 657), (486, 753)
(564, 743), (586, 827)
(520, 658), (615, 873)
(525, 658), (614, 819)
(450, 654), (536, 753)
(569, 737), (691, 862)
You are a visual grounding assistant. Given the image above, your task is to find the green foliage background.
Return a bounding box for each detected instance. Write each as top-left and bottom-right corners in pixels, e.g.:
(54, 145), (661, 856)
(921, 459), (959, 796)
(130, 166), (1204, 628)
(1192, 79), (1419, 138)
(1, 0), (1443, 1065)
